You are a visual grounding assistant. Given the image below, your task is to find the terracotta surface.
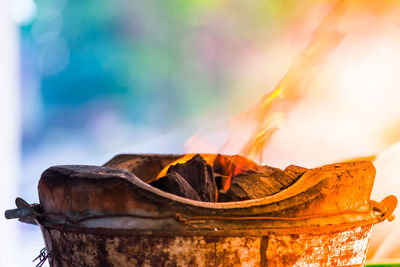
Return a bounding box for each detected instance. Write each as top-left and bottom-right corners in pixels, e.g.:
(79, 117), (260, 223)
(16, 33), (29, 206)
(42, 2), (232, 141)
(23, 154), (396, 266)
(38, 157), (379, 230)
(41, 224), (372, 266)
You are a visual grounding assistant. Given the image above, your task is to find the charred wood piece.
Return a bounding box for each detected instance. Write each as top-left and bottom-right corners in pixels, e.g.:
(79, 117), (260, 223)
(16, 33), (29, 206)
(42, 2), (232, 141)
(212, 154), (280, 190)
(167, 154), (218, 202)
(150, 172), (201, 201)
(218, 167), (305, 202)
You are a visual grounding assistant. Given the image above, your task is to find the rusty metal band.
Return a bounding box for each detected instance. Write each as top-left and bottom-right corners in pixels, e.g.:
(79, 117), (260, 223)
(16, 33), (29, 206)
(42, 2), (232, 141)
(38, 217), (377, 237)
(175, 209), (372, 223)
(37, 209), (375, 227)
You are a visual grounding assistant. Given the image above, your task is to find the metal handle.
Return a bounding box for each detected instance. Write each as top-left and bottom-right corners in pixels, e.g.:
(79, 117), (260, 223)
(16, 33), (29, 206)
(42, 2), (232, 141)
(5, 206), (37, 219)
(371, 195), (397, 223)
(4, 197), (41, 224)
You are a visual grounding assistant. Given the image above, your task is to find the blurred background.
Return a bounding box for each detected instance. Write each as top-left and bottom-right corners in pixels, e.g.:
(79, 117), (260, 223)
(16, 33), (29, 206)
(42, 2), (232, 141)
(2, 0), (400, 266)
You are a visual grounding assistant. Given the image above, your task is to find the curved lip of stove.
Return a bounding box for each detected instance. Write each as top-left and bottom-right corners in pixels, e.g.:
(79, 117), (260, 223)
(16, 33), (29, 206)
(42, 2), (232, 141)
(126, 161), (373, 210)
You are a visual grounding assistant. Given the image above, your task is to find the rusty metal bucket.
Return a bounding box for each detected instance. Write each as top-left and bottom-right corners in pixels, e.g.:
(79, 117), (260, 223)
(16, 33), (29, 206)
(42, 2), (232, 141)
(5, 154), (398, 266)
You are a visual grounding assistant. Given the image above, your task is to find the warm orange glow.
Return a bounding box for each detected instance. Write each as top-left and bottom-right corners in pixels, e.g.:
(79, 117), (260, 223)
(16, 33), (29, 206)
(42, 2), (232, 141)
(157, 153), (261, 190)
(154, 0), (400, 261)
(160, 0), (400, 180)
(157, 153), (218, 178)
(221, 1), (346, 162)
(180, 0), (400, 167)
(213, 154), (261, 190)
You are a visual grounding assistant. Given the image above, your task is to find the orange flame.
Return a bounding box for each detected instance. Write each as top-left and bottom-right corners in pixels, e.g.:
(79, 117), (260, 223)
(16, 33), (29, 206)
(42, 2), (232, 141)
(154, 0), (400, 260)
(157, 153), (218, 178)
(213, 154), (262, 190)
(222, 1), (346, 162)
(158, 0), (400, 185)
(157, 153), (261, 191)
(157, 1), (345, 181)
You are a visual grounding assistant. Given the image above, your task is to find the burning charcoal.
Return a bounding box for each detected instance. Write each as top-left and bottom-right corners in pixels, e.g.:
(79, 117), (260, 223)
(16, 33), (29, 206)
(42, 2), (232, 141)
(218, 168), (303, 202)
(213, 154), (230, 174)
(214, 174), (229, 191)
(213, 154), (281, 190)
(213, 154), (259, 191)
(150, 172), (201, 201)
(167, 154), (217, 202)
(213, 154), (261, 176)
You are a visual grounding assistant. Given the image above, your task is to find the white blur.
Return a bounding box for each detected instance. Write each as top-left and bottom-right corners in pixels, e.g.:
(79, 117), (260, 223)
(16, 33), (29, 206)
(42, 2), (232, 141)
(0, 1), (21, 266)
(1, 1), (50, 267)
(237, 2), (400, 261)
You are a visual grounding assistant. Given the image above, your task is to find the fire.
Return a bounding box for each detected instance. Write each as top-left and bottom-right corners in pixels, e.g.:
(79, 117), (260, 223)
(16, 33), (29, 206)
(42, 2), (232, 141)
(157, 153), (218, 178)
(159, 1), (345, 178)
(222, 0), (346, 162)
(152, 0), (400, 261)
(159, 1), (400, 179)
(157, 153), (261, 191)
(213, 154), (261, 191)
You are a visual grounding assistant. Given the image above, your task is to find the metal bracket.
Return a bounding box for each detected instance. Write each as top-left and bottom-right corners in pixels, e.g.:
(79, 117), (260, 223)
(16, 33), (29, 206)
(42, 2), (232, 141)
(371, 195), (398, 223)
(4, 197), (42, 225)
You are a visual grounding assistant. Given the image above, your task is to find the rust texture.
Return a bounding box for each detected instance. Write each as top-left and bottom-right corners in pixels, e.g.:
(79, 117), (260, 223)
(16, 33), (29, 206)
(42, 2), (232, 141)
(38, 157), (379, 231)
(32, 154), (397, 266)
(42, 224), (372, 266)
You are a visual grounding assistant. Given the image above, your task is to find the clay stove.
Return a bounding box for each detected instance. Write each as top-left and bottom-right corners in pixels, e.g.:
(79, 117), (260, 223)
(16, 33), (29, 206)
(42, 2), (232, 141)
(5, 153), (397, 266)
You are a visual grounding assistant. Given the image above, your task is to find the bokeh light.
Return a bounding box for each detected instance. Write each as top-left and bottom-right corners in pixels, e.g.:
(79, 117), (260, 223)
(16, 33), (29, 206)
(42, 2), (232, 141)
(2, 0), (400, 265)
